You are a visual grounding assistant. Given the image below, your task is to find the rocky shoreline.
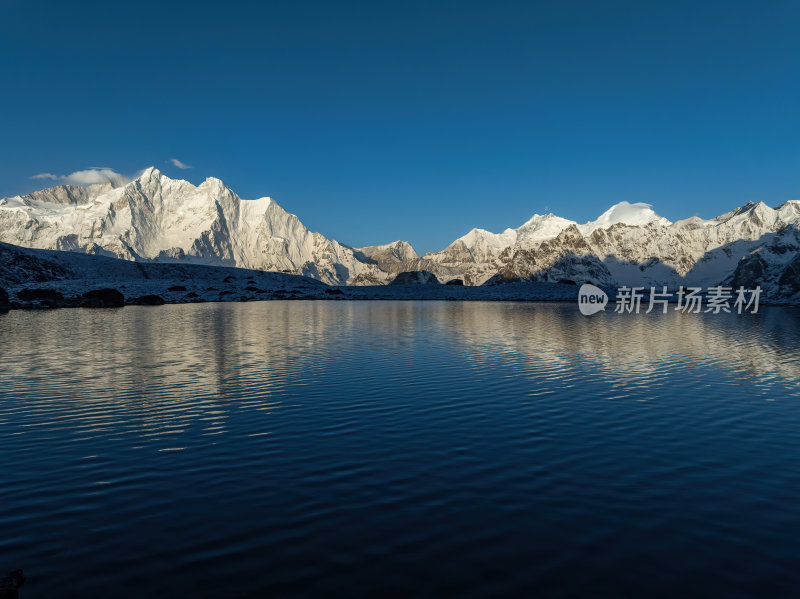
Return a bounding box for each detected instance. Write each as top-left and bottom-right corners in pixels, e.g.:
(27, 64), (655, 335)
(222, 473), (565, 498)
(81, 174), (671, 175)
(0, 279), (586, 312)
(2, 241), (798, 312)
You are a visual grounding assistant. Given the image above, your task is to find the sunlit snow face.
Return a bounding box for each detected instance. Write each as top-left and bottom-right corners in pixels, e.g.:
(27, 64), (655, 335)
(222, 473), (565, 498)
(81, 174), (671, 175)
(585, 201), (667, 231)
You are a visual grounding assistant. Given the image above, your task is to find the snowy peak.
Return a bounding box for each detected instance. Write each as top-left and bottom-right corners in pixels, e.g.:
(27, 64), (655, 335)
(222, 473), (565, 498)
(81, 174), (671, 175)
(457, 227), (517, 250)
(711, 201), (797, 237)
(139, 166), (163, 178)
(516, 213), (578, 244)
(579, 201), (671, 234)
(422, 197), (800, 288)
(436, 202), (670, 259)
(0, 168), (391, 285)
(357, 240), (419, 262)
(134, 166), (172, 188)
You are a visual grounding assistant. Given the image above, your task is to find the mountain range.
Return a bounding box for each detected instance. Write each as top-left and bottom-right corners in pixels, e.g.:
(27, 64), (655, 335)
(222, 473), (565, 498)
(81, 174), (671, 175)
(2, 167), (799, 300)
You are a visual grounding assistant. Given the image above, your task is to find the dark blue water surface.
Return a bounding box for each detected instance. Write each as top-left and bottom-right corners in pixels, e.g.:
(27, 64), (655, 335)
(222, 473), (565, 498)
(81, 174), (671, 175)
(2, 301), (800, 598)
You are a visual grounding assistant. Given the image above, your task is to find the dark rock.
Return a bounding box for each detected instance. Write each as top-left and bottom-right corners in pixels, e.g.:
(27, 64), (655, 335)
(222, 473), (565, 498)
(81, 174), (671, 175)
(778, 254), (800, 294)
(0, 569), (25, 597)
(223, 275), (235, 283)
(81, 288), (125, 308)
(245, 286), (260, 292)
(130, 294), (165, 306)
(350, 273), (384, 285)
(557, 279), (577, 285)
(0, 242), (72, 285)
(17, 288), (65, 302)
(185, 292), (199, 299)
(445, 279), (464, 286)
(483, 273), (522, 286)
(219, 290), (233, 296)
(168, 285), (187, 292)
(324, 288), (344, 295)
(730, 253), (768, 289)
(390, 271), (441, 285)
(0, 286), (9, 312)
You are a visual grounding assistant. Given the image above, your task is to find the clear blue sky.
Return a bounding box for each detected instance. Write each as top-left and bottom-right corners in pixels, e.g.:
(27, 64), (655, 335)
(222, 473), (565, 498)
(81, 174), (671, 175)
(2, 0), (799, 253)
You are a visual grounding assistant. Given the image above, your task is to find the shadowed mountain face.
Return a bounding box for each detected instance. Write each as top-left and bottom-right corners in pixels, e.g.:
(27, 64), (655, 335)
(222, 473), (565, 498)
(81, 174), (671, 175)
(3, 172), (800, 299)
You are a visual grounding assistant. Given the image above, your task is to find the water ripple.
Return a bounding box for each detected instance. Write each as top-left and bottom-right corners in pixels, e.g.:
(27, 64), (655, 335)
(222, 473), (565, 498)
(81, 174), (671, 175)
(1, 302), (799, 597)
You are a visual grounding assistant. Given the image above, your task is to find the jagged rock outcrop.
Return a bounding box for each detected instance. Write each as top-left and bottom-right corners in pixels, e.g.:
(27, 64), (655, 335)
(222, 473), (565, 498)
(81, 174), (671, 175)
(485, 225), (614, 286)
(730, 254), (769, 290)
(390, 271), (441, 285)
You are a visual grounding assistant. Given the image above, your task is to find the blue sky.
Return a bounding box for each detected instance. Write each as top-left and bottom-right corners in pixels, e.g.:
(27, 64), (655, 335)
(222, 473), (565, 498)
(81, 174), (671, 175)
(2, 0), (799, 253)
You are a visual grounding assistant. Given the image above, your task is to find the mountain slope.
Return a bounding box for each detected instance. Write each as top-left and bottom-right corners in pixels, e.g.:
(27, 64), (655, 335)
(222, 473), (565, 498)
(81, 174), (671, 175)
(419, 200), (800, 299)
(0, 168), (386, 285)
(4, 171), (800, 300)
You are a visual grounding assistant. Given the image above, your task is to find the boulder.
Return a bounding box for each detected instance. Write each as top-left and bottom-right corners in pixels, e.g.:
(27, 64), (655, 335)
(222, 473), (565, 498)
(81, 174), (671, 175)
(445, 279), (464, 286)
(81, 288), (125, 308)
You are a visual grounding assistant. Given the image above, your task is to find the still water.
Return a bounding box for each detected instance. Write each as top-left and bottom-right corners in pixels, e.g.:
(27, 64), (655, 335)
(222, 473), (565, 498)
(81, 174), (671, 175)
(1, 301), (800, 598)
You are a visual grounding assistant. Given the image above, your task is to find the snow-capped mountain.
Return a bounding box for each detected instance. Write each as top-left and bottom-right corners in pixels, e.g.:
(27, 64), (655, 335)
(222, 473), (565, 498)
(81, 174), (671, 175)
(0, 168), (387, 285)
(420, 201), (673, 284)
(578, 201), (671, 234)
(2, 169), (800, 300)
(420, 199), (800, 299)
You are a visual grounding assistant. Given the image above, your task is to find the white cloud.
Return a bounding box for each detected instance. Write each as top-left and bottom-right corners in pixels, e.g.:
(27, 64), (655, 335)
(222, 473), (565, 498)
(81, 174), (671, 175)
(63, 168), (129, 186)
(28, 167), (130, 187)
(169, 158), (192, 169)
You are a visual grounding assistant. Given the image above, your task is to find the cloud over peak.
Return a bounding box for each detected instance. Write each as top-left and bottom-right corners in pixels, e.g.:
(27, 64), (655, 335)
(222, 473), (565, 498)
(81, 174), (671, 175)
(29, 167), (130, 187)
(169, 158), (192, 169)
(65, 168), (129, 186)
